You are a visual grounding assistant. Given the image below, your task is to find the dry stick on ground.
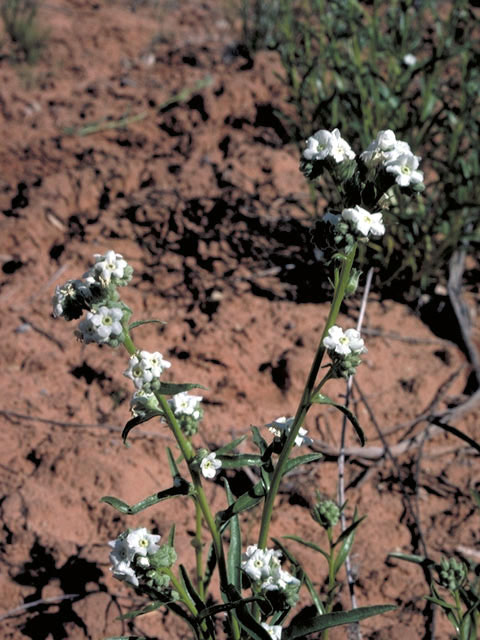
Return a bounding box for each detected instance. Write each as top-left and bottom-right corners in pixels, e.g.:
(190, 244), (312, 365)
(0, 594), (79, 622)
(0, 409), (170, 439)
(448, 248), (480, 387)
(351, 377), (439, 640)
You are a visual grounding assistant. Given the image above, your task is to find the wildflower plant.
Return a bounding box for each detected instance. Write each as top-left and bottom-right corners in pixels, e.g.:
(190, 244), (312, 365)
(51, 127), (426, 638)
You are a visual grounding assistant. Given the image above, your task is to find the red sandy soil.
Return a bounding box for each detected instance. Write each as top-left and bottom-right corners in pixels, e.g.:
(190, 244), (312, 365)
(0, 2), (479, 639)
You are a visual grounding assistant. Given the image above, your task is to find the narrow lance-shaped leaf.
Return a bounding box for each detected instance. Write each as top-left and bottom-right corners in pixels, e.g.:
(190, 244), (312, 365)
(217, 453), (264, 469)
(155, 382), (208, 397)
(312, 393), (365, 446)
(122, 409), (164, 444)
(251, 426), (268, 454)
(129, 319), (167, 330)
(117, 602), (163, 620)
(203, 542), (217, 592)
(216, 481), (266, 525)
(282, 535), (330, 562)
(225, 585), (274, 640)
(284, 453), (323, 474)
(333, 510), (362, 575)
(179, 564), (207, 617)
(225, 479), (242, 591)
(101, 479), (190, 514)
(283, 605), (397, 639)
(215, 435), (247, 455)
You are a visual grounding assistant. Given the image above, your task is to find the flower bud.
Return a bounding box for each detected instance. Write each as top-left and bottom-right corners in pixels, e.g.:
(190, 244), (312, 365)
(438, 557), (467, 591)
(311, 498), (340, 529)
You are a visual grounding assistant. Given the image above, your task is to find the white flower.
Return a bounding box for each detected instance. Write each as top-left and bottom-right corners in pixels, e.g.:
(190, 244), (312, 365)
(303, 128), (355, 163)
(303, 129), (333, 161)
(169, 391), (203, 419)
(385, 152), (424, 187)
(124, 351), (170, 389)
(341, 205), (385, 237)
(376, 129), (397, 151)
(361, 130), (412, 168)
(110, 559), (139, 587)
(323, 326), (366, 357)
(124, 355), (153, 388)
(403, 53), (417, 66)
(261, 622), (283, 640)
(126, 527), (161, 556)
(267, 416), (313, 447)
(139, 350), (172, 378)
(109, 537), (135, 566)
(90, 250), (128, 284)
(136, 556), (150, 569)
(201, 452), (222, 479)
(77, 306), (124, 343)
(241, 545), (280, 582)
(329, 128), (356, 162)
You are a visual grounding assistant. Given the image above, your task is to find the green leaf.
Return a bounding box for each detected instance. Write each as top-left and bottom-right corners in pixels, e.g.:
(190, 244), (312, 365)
(122, 409), (164, 443)
(167, 523), (176, 547)
(129, 319), (167, 330)
(101, 480), (190, 514)
(179, 564), (206, 614)
(166, 447), (182, 480)
(203, 542), (216, 591)
(216, 481), (266, 525)
(251, 426), (268, 454)
(429, 417), (480, 455)
(282, 535), (330, 562)
(311, 393), (365, 446)
(424, 595), (457, 611)
(156, 382), (208, 396)
(215, 435), (247, 455)
(197, 597), (259, 621)
(226, 585), (273, 640)
(284, 453), (323, 474)
(333, 515), (366, 548)
(217, 453), (263, 469)
(333, 511), (363, 574)
(225, 479), (242, 590)
(283, 605), (396, 639)
(117, 602), (163, 620)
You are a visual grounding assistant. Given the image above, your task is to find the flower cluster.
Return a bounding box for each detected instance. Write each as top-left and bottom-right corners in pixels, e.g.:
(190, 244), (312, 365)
(303, 128), (355, 164)
(266, 416), (313, 447)
(76, 305), (125, 345)
(241, 545), (300, 607)
(323, 326), (366, 378)
(109, 527), (161, 587)
(85, 250), (133, 287)
(360, 129), (424, 188)
(52, 250), (133, 346)
(168, 391), (203, 436)
(124, 350), (171, 391)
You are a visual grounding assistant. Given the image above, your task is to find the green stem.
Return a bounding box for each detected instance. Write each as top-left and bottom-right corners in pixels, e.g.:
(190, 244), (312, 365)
(258, 245), (357, 549)
(166, 568), (199, 618)
(120, 332), (239, 639)
(195, 501), (205, 600)
(322, 529), (336, 640)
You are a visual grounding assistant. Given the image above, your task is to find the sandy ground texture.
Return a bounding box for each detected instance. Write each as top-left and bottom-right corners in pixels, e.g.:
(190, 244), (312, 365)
(1, 2), (479, 639)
